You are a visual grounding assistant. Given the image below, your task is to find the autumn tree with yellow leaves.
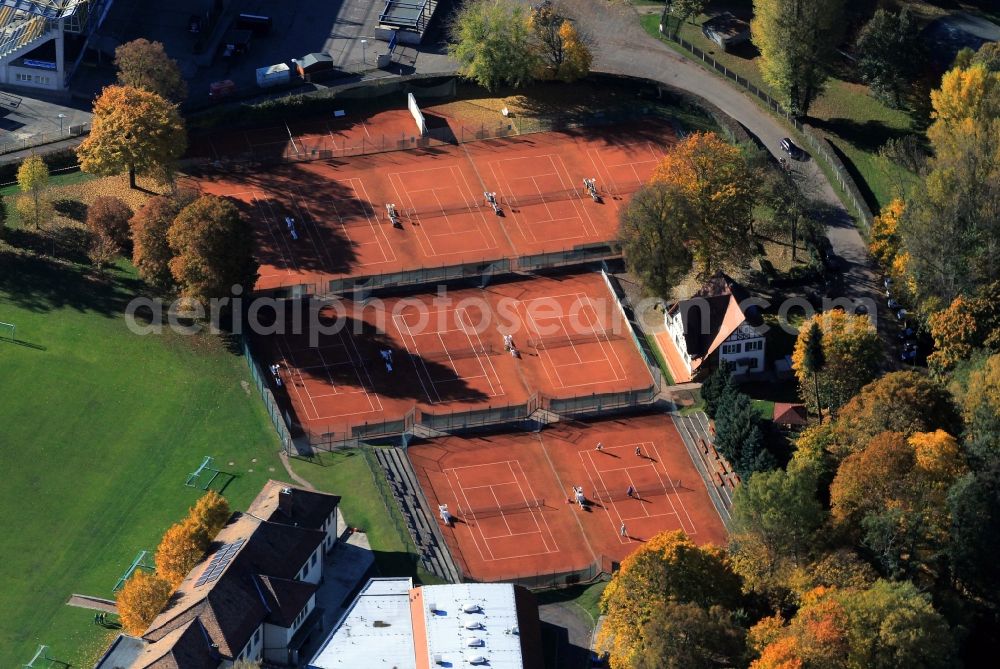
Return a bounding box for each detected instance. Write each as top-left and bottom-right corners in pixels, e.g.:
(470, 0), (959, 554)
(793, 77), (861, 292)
(620, 131), (758, 295)
(897, 63), (1000, 307)
(528, 2), (592, 82)
(155, 517), (212, 588)
(749, 581), (955, 669)
(190, 489), (231, 535)
(597, 530), (743, 669)
(77, 85), (186, 189)
(116, 570), (172, 635)
(15, 154), (52, 231)
(791, 311), (881, 415)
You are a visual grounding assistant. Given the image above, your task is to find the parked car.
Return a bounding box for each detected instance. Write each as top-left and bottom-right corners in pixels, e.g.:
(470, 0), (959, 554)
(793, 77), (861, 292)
(780, 137), (805, 160)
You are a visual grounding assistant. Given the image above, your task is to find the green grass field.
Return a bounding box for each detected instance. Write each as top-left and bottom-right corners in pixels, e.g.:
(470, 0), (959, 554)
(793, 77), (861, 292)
(0, 250), (432, 666)
(0, 253), (283, 666)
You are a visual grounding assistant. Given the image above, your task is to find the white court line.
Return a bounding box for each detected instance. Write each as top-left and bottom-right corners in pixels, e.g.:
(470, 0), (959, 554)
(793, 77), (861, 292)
(393, 311), (439, 404)
(489, 486), (515, 535)
(580, 449), (630, 544)
(508, 461), (558, 554)
(251, 191), (297, 274)
(650, 442), (697, 535)
(274, 335), (320, 420)
(445, 471), (495, 562)
(553, 153), (600, 236)
(353, 177), (397, 264)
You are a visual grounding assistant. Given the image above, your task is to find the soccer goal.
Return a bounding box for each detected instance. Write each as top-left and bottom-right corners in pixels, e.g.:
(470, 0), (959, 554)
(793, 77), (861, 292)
(184, 455), (222, 490)
(113, 549), (155, 591)
(23, 645), (56, 669)
(0, 321), (15, 342)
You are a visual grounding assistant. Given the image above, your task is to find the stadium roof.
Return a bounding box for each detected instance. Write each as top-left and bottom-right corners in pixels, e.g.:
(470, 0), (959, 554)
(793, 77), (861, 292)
(1, 0), (84, 21)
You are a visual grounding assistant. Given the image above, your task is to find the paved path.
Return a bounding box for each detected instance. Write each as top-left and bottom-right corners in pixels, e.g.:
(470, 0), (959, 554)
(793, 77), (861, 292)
(539, 599), (595, 669)
(66, 594), (117, 613)
(566, 0), (887, 330)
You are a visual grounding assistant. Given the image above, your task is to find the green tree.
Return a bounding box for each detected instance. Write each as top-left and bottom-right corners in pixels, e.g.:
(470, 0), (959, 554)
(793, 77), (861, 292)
(636, 602), (745, 669)
(792, 311), (881, 415)
(751, 0), (846, 115)
(618, 181), (695, 297)
(833, 371), (962, 456)
(115, 38), (187, 101)
(714, 389), (775, 479)
(972, 41), (1000, 72)
(77, 85), (186, 189)
(729, 467), (825, 600)
(448, 0), (539, 91)
(838, 580), (957, 668)
(854, 9), (924, 108)
(16, 155), (50, 230)
(800, 319), (825, 421)
(948, 456), (1000, 603)
(662, 0), (708, 32)
(167, 195), (258, 301)
(598, 530), (742, 668)
(700, 361), (733, 419)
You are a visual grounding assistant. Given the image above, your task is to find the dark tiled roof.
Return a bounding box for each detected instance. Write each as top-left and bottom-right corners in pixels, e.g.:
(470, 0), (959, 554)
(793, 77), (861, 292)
(258, 575), (319, 627)
(246, 480), (341, 532)
(134, 621), (219, 669)
(143, 512), (324, 661)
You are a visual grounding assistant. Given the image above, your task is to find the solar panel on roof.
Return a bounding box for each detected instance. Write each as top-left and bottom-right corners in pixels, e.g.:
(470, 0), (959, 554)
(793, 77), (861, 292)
(194, 537), (245, 586)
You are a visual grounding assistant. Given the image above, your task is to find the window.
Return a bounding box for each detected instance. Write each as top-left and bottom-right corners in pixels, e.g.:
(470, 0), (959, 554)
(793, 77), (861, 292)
(721, 343), (742, 355)
(311, 551), (318, 567)
(15, 73), (31, 82)
(745, 339), (763, 352)
(34, 75), (49, 85)
(254, 628), (261, 644)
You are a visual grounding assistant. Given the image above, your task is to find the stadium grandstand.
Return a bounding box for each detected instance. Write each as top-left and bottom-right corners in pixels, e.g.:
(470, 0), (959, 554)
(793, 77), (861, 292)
(0, 0), (112, 91)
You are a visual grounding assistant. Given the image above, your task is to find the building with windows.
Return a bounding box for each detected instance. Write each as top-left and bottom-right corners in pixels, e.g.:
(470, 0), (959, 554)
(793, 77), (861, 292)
(94, 481), (342, 669)
(0, 0), (113, 91)
(656, 273), (766, 382)
(308, 578), (543, 669)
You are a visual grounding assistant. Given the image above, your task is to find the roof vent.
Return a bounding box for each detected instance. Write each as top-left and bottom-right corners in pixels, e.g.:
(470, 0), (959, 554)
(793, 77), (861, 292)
(466, 636), (484, 647)
(462, 602), (481, 614)
(463, 619), (484, 630)
(466, 655), (488, 665)
(505, 626), (520, 635)
(280, 486), (293, 495)
(428, 602), (439, 614)
(433, 653), (444, 665)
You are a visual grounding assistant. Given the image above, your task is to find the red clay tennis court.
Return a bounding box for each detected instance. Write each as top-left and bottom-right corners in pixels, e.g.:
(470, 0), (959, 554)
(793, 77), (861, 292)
(189, 108), (675, 293)
(407, 413), (727, 582)
(252, 272), (654, 440)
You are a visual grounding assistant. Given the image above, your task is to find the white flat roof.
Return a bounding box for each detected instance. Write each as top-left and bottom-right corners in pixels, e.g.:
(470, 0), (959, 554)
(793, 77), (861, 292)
(309, 580), (526, 669)
(422, 583), (525, 669)
(308, 577), (416, 669)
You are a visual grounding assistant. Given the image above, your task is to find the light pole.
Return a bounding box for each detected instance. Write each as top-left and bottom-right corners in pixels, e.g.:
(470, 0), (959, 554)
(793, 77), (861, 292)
(57, 113), (66, 135)
(361, 39), (367, 65)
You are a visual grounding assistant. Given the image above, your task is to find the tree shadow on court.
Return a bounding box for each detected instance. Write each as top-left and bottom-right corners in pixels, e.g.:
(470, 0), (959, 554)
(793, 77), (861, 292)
(225, 163), (379, 278)
(251, 301), (490, 408)
(0, 251), (146, 317)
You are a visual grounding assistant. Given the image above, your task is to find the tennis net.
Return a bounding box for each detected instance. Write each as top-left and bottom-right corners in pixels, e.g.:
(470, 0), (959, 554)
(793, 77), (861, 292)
(413, 341), (496, 362)
(589, 478), (681, 503)
(401, 199), (486, 220)
(526, 330), (621, 350)
(501, 187), (584, 209)
(457, 497), (545, 520)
